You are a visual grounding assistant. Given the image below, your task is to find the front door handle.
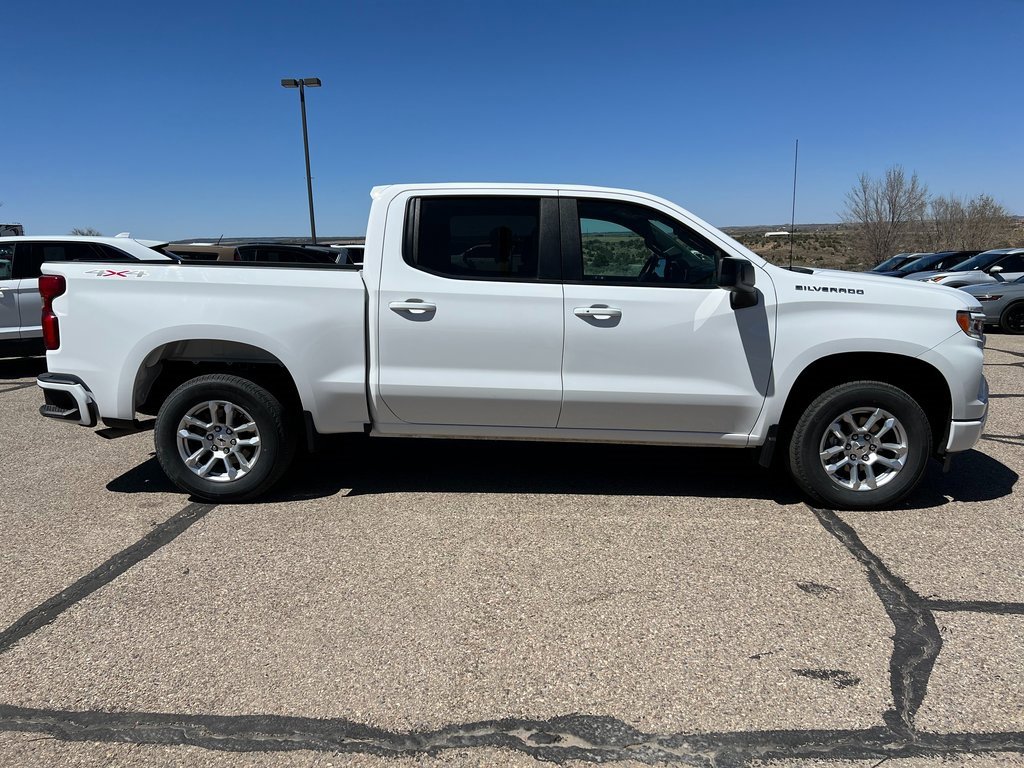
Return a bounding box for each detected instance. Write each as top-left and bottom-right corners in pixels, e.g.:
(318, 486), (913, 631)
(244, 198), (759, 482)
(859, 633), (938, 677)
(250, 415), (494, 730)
(389, 300), (437, 315)
(574, 306), (621, 320)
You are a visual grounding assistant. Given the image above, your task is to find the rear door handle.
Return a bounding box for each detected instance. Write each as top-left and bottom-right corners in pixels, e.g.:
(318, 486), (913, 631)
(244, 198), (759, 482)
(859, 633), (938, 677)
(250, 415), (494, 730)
(573, 306), (621, 320)
(389, 300), (437, 315)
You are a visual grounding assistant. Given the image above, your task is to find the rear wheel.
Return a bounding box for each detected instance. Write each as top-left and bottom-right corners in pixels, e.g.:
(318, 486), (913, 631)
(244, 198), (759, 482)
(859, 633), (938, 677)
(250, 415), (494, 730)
(154, 374), (296, 501)
(789, 381), (931, 509)
(999, 302), (1024, 335)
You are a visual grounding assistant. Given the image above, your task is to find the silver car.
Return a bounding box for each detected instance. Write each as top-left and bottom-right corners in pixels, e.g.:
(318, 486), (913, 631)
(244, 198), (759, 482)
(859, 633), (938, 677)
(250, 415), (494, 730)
(909, 247), (1024, 287)
(961, 277), (1024, 334)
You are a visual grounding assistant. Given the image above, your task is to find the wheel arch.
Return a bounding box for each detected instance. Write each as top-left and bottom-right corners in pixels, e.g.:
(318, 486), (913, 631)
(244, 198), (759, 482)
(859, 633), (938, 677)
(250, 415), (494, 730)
(133, 339), (304, 418)
(778, 352), (952, 454)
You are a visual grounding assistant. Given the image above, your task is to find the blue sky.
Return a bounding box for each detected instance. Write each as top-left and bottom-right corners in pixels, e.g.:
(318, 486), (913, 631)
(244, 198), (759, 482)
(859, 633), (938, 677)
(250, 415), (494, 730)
(3, 0), (1022, 238)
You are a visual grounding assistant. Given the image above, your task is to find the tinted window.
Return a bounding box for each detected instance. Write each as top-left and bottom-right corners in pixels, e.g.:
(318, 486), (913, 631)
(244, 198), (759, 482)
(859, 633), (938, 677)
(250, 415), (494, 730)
(952, 252), (1005, 271)
(872, 254), (910, 272)
(577, 199), (722, 286)
(0, 243), (13, 280)
(93, 244), (134, 261)
(14, 241), (127, 278)
(995, 254), (1024, 272)
(930, 254), (970, 271)
(407, 197), (540, 280)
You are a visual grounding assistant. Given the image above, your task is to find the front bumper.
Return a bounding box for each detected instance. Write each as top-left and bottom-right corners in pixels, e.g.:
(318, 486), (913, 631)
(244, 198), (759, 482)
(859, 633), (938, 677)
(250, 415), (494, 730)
(37, 372), (98, 427)
(945, 375), (988, 453)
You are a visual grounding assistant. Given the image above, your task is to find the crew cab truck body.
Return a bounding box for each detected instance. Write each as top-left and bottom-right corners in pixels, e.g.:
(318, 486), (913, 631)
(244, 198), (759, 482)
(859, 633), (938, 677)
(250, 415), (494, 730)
(37, 184), (988, 509)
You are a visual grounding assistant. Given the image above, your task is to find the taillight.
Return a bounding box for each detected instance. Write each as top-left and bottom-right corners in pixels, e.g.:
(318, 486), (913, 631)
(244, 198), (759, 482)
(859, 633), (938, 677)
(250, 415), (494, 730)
(39, 275), (66, 351)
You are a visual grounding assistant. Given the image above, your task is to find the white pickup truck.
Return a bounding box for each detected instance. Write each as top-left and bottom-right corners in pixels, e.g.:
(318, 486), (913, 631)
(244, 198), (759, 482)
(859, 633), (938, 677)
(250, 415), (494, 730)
(36, 184), (988, 509)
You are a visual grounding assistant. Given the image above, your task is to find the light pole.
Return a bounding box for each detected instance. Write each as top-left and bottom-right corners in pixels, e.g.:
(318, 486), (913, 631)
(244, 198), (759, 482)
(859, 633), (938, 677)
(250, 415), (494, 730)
(281, 77), (321, 244)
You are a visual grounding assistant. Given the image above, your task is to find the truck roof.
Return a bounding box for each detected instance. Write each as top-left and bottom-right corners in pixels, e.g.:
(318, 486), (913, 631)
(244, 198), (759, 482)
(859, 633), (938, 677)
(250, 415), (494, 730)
(370, 182), (676, 199)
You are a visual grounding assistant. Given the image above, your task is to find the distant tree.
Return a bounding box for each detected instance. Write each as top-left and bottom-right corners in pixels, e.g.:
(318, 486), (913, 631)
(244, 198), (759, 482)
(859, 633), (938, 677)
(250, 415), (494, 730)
(842, 166), (929, 265)
(70, 227), (102, 236)
(928, 193), (1011, 251)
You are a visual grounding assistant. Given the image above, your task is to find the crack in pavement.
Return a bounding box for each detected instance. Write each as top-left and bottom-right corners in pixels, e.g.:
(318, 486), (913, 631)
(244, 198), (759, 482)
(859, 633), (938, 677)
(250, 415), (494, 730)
(926, 599), (1024, 615)
(0, 706), (1021, 765)
(986, 347), (1024, 359)
(1, 503), (1022, 764)
(981, 433), (1024, 447)
(0, 502), (216, 655)
(809, 506), (941, 736)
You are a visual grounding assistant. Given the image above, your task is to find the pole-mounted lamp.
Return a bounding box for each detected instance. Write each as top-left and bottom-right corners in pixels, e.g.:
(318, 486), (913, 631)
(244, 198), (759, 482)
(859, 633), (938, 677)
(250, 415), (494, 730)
(281, 77), (322, 243)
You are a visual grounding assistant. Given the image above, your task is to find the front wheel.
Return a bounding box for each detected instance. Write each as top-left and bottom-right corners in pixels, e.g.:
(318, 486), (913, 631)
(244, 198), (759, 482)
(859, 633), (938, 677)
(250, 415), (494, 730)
(788, 381), (932, 510)
(999, 302), (1024, 335)
(154, 374), (296, 501)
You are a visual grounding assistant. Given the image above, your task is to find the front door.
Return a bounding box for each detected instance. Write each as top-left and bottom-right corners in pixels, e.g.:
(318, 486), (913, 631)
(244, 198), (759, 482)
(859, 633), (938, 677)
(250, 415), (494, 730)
(558, 197), (775, 438)
(991, 252), (1024, 282)
(376, 194), (565, 427)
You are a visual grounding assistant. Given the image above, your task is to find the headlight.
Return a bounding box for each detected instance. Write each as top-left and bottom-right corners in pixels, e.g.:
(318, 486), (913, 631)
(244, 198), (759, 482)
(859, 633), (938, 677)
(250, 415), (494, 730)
(975, 294), (1002, 302)
(956, 310), (986, 341)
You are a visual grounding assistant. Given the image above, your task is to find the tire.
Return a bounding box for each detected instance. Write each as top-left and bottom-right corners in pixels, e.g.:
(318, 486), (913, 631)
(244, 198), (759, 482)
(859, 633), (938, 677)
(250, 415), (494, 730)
(788, 381), (932, 510)
(999, 302), (1024, 335)
(154, 374), (296, 501)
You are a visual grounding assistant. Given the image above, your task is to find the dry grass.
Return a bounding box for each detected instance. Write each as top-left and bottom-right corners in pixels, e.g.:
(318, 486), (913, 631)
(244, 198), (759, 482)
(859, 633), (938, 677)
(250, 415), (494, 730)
(723, 219), (1024, 271)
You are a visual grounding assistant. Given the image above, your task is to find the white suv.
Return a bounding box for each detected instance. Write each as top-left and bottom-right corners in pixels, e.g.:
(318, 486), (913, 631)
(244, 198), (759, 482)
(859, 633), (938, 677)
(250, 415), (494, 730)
(0, 236), (170, 357)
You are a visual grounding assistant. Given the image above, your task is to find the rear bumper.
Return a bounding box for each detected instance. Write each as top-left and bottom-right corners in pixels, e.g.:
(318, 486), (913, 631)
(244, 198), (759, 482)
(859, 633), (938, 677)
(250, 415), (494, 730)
(37, 372), (98, 427)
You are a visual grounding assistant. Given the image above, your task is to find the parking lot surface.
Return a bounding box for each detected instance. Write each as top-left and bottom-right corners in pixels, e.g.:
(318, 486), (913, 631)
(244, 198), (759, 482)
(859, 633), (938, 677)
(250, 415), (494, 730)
(1, 338), (1022, 767)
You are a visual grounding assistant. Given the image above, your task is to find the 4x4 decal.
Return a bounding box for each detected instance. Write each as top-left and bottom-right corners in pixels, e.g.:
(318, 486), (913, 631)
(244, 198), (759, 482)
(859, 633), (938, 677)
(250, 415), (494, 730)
(85, 268), (148, 278)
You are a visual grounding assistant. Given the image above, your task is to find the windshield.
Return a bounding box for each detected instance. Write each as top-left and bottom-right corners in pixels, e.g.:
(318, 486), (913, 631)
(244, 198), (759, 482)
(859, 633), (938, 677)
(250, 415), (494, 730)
(950, 252), (1003, 272)
(872, 254), (910, 272)
(893, 255), (940, 274)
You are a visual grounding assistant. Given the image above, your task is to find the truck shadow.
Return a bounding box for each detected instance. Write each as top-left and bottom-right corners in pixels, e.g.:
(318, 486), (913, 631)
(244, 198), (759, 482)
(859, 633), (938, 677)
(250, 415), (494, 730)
(280, 437), (806, 503)
(107, 438), (1017, 510)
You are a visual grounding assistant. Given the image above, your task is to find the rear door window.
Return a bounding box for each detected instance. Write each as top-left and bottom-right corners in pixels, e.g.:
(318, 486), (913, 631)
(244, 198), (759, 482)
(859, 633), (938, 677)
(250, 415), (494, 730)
(0, 243), (14, 280)
(405, 197), (541, 280)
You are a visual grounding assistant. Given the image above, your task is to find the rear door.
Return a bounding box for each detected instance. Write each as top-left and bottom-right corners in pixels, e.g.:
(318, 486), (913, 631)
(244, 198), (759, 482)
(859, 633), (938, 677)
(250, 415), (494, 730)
(376, 193), (564, 427)
(0, 242), (19, 341)
(558, 196), (775, 437)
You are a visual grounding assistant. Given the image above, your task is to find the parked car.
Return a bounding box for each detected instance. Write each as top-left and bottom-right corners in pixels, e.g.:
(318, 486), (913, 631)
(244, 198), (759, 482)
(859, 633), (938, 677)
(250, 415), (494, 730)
(1, 235), (171, 357)
(168, 242), (341, 264)
(869, 252), (929, 273)
(876, 250), (981, 278)
(36, 183), (987, 510)
(960, 277), (1024, 334)
(909, 248), (1024, 287)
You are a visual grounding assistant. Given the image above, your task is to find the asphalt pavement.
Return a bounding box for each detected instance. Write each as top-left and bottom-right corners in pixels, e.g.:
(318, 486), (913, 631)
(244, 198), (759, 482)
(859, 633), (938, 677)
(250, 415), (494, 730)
(0, 338), (1021, 767)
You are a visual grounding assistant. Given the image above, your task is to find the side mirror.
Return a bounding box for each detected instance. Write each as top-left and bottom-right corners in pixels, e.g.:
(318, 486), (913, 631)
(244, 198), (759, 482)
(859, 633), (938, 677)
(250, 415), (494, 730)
(718, 257), (758, 309)
(989, 265), (1004, 282)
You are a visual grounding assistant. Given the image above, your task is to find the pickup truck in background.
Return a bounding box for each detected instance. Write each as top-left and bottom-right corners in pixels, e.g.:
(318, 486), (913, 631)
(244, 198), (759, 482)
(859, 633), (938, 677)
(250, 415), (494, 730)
(35, 184), (988, 509)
